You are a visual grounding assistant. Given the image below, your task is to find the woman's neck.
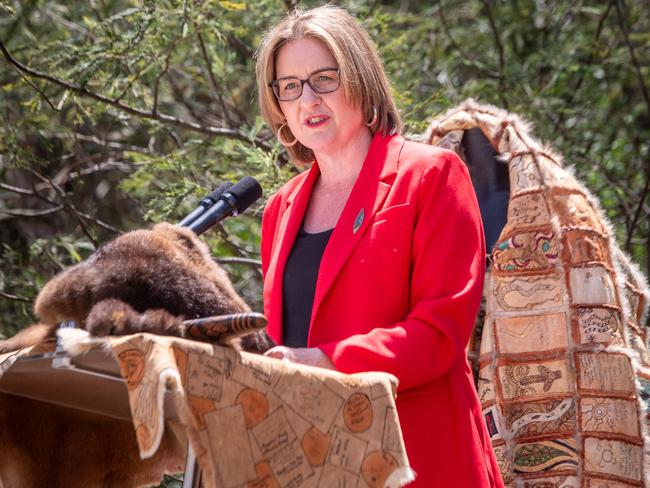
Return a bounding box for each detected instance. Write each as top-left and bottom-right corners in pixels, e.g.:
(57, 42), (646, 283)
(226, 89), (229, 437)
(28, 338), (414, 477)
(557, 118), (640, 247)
(313, 127), (373, 188)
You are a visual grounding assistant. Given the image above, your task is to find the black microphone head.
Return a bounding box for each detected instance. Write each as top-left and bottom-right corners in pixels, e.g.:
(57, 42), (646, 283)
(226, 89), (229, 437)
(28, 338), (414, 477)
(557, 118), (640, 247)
(226, 176), (263, 213)
(207, 182), (233, 202)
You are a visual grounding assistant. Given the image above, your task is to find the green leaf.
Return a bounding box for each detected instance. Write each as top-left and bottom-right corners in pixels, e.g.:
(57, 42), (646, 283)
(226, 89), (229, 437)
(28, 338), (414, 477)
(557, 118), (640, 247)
(219, 1), (247, 11)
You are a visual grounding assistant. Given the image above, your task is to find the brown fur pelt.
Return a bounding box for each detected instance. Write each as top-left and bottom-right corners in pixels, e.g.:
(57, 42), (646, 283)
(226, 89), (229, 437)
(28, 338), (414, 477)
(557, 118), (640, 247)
(0, 393), (185, 488)
(0, 222), (273, 353)
(0, 222), (273, 487)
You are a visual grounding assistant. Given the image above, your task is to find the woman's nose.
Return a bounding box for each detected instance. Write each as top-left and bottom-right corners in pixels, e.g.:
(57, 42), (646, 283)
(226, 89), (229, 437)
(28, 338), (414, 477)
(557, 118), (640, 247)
(299, 82), (321, 107)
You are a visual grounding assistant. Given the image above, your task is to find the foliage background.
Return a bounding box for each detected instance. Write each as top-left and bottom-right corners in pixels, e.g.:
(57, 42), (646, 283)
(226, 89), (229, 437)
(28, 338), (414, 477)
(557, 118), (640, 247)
(1, 0), (648, 341)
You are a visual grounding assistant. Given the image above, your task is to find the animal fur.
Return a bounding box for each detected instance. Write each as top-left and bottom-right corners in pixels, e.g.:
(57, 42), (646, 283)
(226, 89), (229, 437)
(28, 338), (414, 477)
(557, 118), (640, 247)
(0, 394), (186, 488)
(0, 223), (272, 353)
(0, 222), (273, 487)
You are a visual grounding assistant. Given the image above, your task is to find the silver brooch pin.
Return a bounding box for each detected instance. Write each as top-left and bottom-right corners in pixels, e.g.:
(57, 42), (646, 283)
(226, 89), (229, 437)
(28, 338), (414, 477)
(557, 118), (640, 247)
(353, 208), (364, 234)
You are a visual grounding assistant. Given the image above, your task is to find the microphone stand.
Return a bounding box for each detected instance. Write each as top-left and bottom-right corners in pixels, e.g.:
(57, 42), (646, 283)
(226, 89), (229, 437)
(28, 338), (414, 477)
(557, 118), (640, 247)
(176, 177), (262, 487)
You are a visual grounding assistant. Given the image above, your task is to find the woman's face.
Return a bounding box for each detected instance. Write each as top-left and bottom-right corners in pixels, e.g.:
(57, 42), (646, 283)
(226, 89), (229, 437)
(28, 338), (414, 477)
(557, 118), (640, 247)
(274, 37), (367, 158)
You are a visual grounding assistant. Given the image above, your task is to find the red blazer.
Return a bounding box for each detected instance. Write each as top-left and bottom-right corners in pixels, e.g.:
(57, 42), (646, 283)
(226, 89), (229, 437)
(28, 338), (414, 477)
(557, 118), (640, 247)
(261, 133), (504, 487)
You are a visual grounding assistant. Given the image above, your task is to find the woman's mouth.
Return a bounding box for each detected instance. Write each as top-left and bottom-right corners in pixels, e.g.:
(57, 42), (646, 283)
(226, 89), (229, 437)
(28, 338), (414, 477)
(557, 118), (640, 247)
(304, 115), (330, 128)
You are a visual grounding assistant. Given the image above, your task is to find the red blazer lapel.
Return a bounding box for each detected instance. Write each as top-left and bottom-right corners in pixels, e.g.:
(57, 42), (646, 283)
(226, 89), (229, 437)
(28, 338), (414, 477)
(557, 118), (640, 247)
(309, 133), (404, 341)
(266, 164), (320, 342)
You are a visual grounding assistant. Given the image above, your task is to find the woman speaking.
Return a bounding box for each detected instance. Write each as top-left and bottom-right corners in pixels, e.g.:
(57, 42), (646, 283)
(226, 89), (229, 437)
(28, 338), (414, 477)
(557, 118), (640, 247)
(255, 6), (503, 487)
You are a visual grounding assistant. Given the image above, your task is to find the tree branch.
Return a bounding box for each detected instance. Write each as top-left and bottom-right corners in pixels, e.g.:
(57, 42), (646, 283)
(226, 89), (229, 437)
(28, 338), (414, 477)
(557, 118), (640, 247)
(626, 163), (650, 252)
(114, 61), (151, 104)
(166, 69), (213, 124)
(9, 65), (59, 111)
(76, 210), (121, 234)
(216, 256), (262, 268)
(214, 223), (263, 279)
(0, 39), (271, 151)
(25, 165), (120, 235)
(480, 0), (508, 108)
(87, 0), (104, 23)
(47, 131), (151, 153)
(0, 182), (37, 197)
(197, 30), (232, 126)
(1, 160), (140, 204)
(68, 160), (139, 178)
(43, 7), (95, 40)
(438, 5), (501, 80)
(0, 291), (31, 303)
(614, 0), (650, 116)
(226, 33), (254, 60)
(613, 0), (650, 257)
(552, 0), (614, 136)
(150, 30), (183, 116)
(27, 168), (99, 247)
(0, 205), (65, 219)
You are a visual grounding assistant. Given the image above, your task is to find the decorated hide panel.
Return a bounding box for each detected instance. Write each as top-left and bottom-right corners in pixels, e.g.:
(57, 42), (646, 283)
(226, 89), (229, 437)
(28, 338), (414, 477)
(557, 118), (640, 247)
(426, 100), (650, 487)
(0, 331), (414, 488)
(55, 331), (414, 488)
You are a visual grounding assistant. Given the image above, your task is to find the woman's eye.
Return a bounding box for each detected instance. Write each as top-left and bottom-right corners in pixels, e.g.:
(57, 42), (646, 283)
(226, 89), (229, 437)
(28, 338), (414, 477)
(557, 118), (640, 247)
(282, 81), (299, 91)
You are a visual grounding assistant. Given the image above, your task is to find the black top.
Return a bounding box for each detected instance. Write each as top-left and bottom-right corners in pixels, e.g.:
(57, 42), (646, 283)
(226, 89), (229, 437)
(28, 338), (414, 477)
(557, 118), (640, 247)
(282, 225), (333, 347)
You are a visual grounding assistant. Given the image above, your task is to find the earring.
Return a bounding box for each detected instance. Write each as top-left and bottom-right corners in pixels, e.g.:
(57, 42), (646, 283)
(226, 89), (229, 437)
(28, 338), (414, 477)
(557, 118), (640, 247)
(277, 123), (297, 147)
(366, 106), (378, 128)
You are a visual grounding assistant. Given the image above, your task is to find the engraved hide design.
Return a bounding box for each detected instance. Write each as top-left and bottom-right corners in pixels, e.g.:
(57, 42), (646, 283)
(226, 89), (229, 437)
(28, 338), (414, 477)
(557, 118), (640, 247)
(426, 100), (650, 488)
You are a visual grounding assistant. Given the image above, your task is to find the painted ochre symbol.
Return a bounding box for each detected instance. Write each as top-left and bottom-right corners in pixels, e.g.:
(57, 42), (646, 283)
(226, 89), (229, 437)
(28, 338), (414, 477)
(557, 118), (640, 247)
(301, 426), (331, 466)
(506, 364), (562, 396)
(362, 451), (399, 488)
(500, 322), (536, 340)
(117, 348), (146, 391)
(235, 388), (269, 429)
(343, 392), (373, 433)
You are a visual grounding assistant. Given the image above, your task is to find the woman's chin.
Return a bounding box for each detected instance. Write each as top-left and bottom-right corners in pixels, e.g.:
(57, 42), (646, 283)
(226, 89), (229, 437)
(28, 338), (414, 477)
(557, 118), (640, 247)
(299, 134), (337, 155)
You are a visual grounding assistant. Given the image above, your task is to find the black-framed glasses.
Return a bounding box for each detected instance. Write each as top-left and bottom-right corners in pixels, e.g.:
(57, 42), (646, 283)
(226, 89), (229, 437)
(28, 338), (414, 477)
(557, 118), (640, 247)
(268, 68), (340, 101)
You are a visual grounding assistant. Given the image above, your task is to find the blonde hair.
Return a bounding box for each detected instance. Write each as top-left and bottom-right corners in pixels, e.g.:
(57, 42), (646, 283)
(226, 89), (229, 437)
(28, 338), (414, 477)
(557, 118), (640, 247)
(255, 5), (402, 164)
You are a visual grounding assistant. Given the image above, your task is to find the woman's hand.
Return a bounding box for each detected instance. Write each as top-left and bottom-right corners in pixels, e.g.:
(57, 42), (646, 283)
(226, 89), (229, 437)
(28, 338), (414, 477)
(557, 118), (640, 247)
(263, 346), (336, 370)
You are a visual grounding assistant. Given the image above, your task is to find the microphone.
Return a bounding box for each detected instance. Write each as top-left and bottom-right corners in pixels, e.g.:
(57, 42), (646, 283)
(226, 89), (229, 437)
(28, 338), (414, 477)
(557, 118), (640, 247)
(179, 182), (233, 227)
(188, 176), (263, 235)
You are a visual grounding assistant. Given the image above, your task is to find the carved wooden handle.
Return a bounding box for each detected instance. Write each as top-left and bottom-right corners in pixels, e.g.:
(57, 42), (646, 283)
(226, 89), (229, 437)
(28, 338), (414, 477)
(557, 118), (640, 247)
(182, 313), (267, 343)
